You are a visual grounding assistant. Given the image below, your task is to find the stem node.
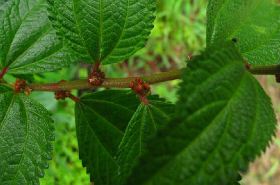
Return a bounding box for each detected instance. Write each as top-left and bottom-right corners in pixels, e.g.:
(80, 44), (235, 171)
(129, 78), (151, 104)
(88, 62), (105, 86)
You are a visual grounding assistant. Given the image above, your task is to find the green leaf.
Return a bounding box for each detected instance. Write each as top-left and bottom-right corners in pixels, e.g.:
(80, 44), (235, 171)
(0, 84), (11, 93)
(75, 90), (140, 184)
(75, 90), (175, 185)
(117, 99), (175, 184)
(0, 91), (54, 184)
(207, 0), (280, 65)
(0, 0), (78, 74)
(127, 44), (277, 185)
(0, 0), (8, 7)
(47, 0), (156, 64)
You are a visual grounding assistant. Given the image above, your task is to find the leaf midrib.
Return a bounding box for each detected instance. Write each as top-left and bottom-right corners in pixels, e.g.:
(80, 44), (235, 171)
(9, 25), (52, 66)
(147, 106), (158, 132)
(12, 96), (30, 182)
(78, 104), (119, 164)
(190, 77), (260, 183)
(101, 0), (130, 62)
(72, 0), (92, 59)
(143, 70), (247, 185)
(8, 41), (63, 72)
(4, 0), (43, 66)
(98, 0), (103, 60)
(185, 61), (241, 114)
(139, 105), (147, 154)
(0, 93), (15, 131)
(188, 75), (250, 181)
(227, 77), (259, 168)
(81, 103), (124, 138)
(208, 0), (231, 45)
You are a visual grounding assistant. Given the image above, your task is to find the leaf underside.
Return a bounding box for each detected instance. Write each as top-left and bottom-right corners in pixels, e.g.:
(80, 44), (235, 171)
(47, 0), (156, 64)
(75, 90), (175, 185)
(0, 90), (54, 185)
(116, 99), (175, 185)
(127, 44), (277, 185)
(207, 0), (280, 65)
(0, 0), (78, 74)
(75, 90), (140, 185)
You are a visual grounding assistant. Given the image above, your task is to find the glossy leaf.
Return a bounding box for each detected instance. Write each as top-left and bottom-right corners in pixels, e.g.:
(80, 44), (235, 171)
(0, 0), (78, 74)
(127, 44), (277, 185)
(47, 0), (156, 64)
(0, 90), (54, 184)
(207, 0), (280, 65)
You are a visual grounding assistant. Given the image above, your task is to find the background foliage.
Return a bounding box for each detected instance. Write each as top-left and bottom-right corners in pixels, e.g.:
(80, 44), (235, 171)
(10, 0), (278, 184)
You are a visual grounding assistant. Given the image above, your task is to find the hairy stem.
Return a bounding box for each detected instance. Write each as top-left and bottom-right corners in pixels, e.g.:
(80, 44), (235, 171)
(1, 64), (280, 93)
(29, 69), (182, 92)
(249, 65), (280, 75)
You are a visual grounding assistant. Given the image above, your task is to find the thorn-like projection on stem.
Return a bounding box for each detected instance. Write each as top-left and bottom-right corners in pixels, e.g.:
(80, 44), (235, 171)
(129, 78), (151, 104)
(14, 79), (32, 95)
(0, 67), (8, 80)
(88, 62), (105, 86)
(55, 90), (80, 102)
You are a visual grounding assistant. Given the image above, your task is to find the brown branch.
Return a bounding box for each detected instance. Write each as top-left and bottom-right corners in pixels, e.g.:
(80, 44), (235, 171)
(249, 65), (280, 75)
(1, 64), (280, 93)
(28, 69), (183, 92)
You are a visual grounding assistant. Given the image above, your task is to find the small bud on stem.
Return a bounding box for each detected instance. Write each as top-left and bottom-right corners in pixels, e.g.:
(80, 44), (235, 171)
(88, 62), (105, 86)
(129, 78), (151, 104)
(55, 90), (80, 102)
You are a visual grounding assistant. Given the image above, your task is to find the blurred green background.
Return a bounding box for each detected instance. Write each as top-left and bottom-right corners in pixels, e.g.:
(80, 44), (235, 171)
(16, 0), (279, 184)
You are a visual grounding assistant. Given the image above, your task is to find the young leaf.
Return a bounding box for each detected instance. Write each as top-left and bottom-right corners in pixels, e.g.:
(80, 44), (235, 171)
(207, 0), (280, 65)
(47, 0), (156, 64)
(75, 90), (140, 185)
(0, 91), (54, 184)
(117, 100), (175, 184)
(127, 45), (277, 185)
(0, 0), (78, 74)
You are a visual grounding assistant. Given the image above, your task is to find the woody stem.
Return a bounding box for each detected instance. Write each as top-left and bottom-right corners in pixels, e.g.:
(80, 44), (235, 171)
(28, 69), (182, 91)
(1, 64), (280, 93)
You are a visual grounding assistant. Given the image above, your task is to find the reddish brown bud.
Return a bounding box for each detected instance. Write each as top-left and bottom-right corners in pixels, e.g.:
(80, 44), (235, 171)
(143, 83), (150, 91)
(88, 63), (105, 86)
(135, 84), (143, 93)
(55, 90), (80, 102)
(129, 81), (134, 88)
(14, 79), (27, 93)
(140, 96), (149, 105)
(129, 78), (151, 104)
